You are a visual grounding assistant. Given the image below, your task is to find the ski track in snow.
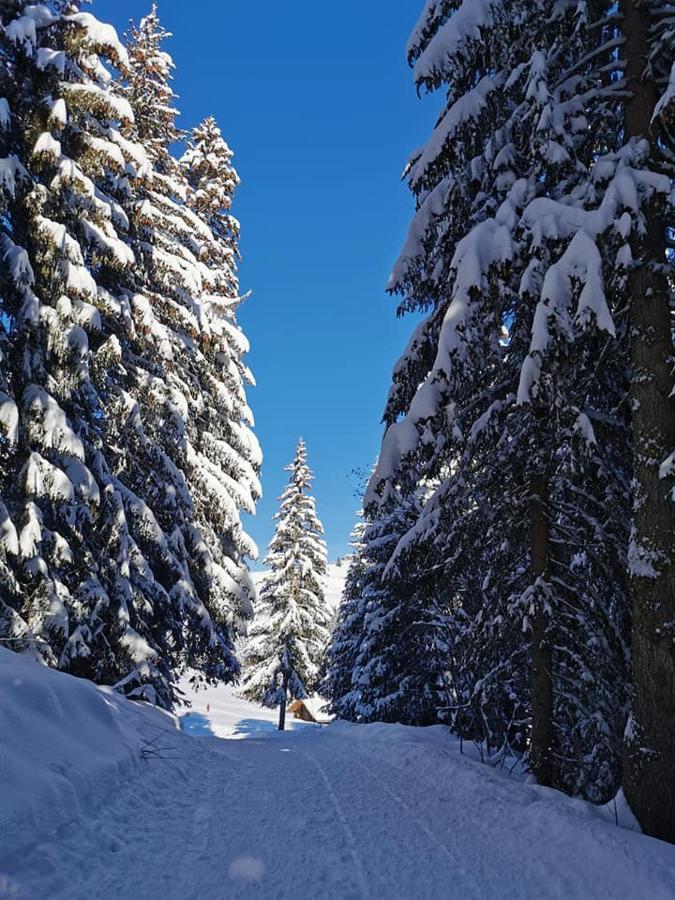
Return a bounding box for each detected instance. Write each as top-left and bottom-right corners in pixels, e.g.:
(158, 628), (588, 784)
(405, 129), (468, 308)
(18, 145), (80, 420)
(6, 683), (675, 900)
(295, 747), (370, 899)
(312, 741), (460, 873)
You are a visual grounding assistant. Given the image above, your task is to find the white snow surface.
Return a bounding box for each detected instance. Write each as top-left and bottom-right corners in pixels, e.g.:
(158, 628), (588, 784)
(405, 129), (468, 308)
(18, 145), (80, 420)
(322, 558), (350, 614)
(3, 647), (675, 899)
(0, 647), (177, 866)
(178, 674), (319, 740)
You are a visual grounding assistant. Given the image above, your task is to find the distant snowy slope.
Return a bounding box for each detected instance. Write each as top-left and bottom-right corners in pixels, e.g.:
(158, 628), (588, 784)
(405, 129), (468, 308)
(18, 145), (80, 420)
(251, 559), (349, 615)
(324, 559), (349, 613)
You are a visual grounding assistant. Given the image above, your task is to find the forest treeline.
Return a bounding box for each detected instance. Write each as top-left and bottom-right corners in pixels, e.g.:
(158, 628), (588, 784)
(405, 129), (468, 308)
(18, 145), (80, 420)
(325, 0), (675, 844)
(0, 3), (260, 708)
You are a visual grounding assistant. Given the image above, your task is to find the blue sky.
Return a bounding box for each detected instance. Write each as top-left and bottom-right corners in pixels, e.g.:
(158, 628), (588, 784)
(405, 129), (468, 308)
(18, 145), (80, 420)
(95, 0), (435, 564)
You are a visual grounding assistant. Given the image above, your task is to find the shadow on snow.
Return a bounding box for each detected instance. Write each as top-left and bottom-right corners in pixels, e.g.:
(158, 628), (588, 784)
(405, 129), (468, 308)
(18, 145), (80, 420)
(180, 712), (216, 737)
(179, 712), (321, 739)
(233, 717), (281, 736)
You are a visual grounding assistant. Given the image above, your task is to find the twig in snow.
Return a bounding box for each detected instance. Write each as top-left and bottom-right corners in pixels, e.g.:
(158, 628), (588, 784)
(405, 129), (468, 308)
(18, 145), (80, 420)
(140, 731), (179, 761)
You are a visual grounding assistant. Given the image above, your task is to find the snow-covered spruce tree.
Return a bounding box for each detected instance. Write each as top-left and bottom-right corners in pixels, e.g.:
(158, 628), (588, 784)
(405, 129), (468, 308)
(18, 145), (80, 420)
(0, 2), (259, 705)
(123, 3), (179, 169)
(88, 6), (260, 691)
(347, 490), (452, 726)
(0, 1), (25, 646)
(181, 116), (239, 295)
(618, 0), (675, 844)
(438, 374), (632, 798)
(241, 440), (330, 730)
(367, 0), (637, 798)
(181, 116), (261, 635)
(0, 2), (183, 703)
(323, 519), (367, 719)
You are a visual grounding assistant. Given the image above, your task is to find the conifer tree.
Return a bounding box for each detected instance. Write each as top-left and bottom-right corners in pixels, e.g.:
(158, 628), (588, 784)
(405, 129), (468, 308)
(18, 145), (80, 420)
(324, 520), (367, 719)
(366, 0), (637, 798)
(0, 0), (179, 702)
(0, 3), (261, 708)
(241, 440), (330, 730)
(123, 4), (178, 167)
(0, 0), (26, 647)
(618, 0), (675, 844)
(342, 492), (451, 726)
(91, 6), (261, 691)
(182, 116), (239, 293)
(181, 116), (261, 635)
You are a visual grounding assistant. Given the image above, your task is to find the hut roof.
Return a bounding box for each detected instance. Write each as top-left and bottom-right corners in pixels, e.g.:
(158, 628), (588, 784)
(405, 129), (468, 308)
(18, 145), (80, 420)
(289, 696), (332, 723)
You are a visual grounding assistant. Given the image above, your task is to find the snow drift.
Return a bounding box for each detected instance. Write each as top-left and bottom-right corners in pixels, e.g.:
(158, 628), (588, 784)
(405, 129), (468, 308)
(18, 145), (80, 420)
(0, 647), (177, 866)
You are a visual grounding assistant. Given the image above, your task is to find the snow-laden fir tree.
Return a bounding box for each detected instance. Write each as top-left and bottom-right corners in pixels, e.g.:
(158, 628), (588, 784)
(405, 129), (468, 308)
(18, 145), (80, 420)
(617, 0), (675, 842)
(0, 0), (180, 701)
(123, 4), (179, 169)
(327, 491), (452, 726)
(0, 2), (261, 708)
(181, 116), (261, 635)
(182, 116), (239, 295)
(0, 0), (25, 646)
(365, 0), (639, 799)
(241, 440), (330, 730)
(89, 6), (261, 694)
(323, 519), (367, 719)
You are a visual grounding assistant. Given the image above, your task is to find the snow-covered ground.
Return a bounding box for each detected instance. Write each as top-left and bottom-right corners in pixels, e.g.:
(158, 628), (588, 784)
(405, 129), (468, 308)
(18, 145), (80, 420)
(177, 676), (320, 739)
(3, 647), (675, 900)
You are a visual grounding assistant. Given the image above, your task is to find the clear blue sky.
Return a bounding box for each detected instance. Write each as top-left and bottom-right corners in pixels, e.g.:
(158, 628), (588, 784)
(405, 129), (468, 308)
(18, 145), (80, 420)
(95, 0), (435, 564)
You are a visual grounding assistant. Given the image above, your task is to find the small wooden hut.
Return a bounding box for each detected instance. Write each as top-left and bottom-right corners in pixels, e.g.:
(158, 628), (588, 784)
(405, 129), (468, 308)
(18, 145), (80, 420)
(288, 697), (332, 725)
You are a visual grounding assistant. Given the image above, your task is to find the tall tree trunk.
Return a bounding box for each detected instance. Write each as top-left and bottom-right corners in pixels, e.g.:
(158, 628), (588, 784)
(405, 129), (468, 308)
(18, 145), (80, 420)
(530, 474), (554, 787)
(619, 0), (675, 844)
(278, 674), (288, 731)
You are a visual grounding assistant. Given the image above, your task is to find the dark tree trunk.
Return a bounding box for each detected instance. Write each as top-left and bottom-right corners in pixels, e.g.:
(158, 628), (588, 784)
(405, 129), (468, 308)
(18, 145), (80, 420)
(530, 474), (554, 787)
(619, 0), (675, 844)
(278, 674), (288, 731)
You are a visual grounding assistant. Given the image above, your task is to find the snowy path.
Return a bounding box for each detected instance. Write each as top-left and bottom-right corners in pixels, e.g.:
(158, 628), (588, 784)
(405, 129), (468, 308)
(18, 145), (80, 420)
(9, 704), (675, 900)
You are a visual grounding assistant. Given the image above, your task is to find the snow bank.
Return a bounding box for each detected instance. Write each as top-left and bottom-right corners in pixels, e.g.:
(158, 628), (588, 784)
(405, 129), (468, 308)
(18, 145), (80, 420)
(320, 719), (675, 896)
(328, 719), (641, 829)
(0, 648), (177, 865)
